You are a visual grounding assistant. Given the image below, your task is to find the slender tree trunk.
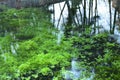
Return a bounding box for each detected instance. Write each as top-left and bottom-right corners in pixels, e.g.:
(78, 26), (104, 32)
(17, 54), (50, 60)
(109, 0), (112, 33)
(52, 4), (55, 26)
(57, 2), (66, 28)
(112, 9), (117, 34)
(78, 5), (83, 25)
(83, 0), (86, 30)
(88, 0), (93, 25)
(94, 0), (98, 33)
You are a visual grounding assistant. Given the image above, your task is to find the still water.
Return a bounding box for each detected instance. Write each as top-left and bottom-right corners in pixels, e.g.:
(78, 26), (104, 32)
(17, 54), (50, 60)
(50, 0), (120, 80)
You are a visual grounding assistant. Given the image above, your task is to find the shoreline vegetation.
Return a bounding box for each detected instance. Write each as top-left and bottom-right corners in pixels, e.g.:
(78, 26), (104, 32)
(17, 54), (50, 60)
(0, 0), (120, 80)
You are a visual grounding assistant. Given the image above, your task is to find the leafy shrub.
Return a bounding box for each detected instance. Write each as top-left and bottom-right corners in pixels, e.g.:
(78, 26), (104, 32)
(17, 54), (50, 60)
(0, 8), (73, 80)
(70, 32), (120, 80)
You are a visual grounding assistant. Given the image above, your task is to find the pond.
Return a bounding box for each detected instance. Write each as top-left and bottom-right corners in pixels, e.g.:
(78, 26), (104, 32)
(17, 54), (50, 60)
(50, 0), (119, 34)
(0, 0), (120, 80)
(49, 0), (120, 79)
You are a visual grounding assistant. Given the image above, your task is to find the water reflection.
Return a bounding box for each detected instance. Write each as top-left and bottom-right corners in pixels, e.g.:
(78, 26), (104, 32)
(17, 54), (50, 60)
(50, 0), (120, 79)
(63, 59), (95, 80)
(49, 1), (68, 44)
(50, 0), (119, 34)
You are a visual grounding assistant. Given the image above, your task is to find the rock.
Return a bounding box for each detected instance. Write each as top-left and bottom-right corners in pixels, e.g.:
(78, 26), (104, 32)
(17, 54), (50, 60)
(108, 34), (120, 43)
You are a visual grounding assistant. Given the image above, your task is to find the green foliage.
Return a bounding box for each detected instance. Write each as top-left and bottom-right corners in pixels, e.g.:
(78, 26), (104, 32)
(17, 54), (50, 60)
(18, 52), (71, 76)
(0, 5), (120, 80)
(0, 8), (52, 37)
(95, 49), (120, 80)
(70, 32), (120, 80)
(0, 35), (15, 53)
(0, 53), (18, 79)
(0, 8), (73, 80)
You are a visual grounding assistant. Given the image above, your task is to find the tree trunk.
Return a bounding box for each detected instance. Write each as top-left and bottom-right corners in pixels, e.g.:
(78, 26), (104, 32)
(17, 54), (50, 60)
(112, 0), (120, 28)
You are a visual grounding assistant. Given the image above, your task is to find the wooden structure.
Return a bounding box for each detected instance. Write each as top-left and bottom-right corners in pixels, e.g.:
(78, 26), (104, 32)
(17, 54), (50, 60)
(0, 0), (66, 8)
